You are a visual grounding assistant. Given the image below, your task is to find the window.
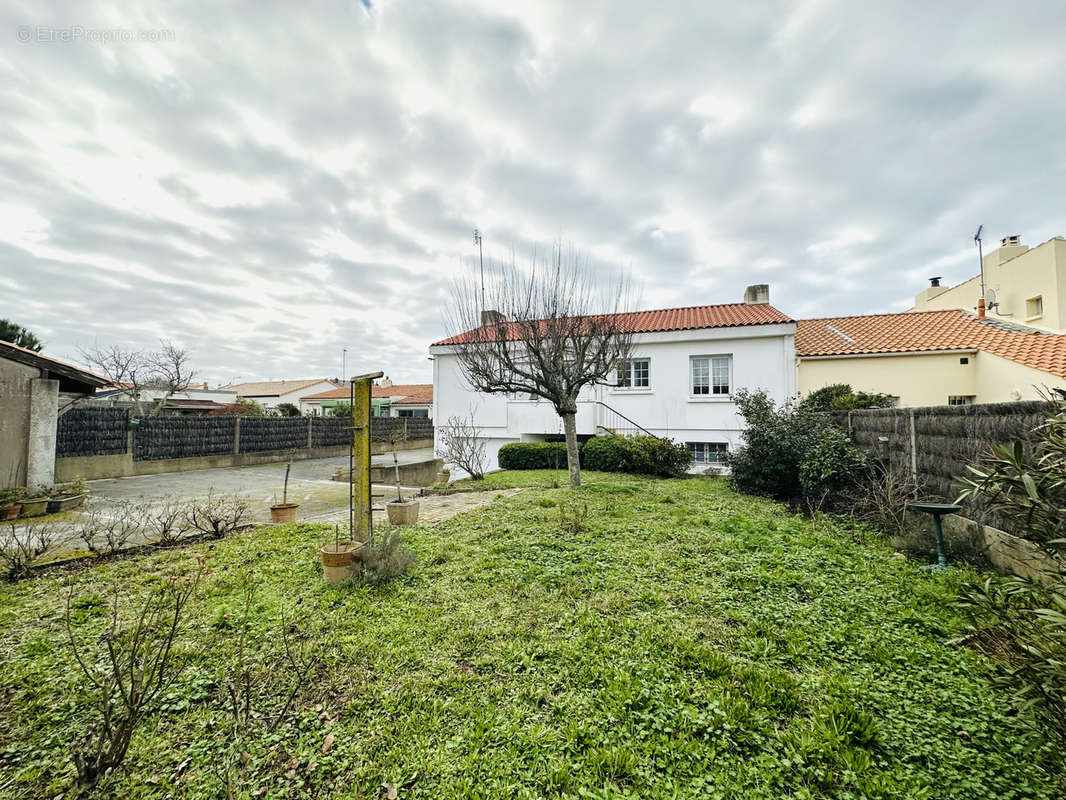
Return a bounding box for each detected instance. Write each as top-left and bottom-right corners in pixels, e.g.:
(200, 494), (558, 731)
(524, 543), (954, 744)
(396, 408), (429, 418)
(948, 395), (975, 406)
(959, 357), (969, 365)
(691, 356), (731, 396)
(687, 442), (728, 463)
(616, 358), (649, 388)
(1026, 295), (1044, 319)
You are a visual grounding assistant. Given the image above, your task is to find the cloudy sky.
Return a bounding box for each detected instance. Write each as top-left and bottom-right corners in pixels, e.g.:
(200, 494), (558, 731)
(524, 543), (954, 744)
(2, 1), (1065, 385)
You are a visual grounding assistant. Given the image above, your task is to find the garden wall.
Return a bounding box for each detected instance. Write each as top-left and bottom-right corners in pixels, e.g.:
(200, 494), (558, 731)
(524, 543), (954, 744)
(832, 401), (1056, 576)
(54, 409), (433, 480)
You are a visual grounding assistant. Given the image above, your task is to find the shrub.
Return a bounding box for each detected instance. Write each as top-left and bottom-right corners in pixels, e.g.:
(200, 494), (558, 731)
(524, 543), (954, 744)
(800, 384), (896, 412)
(954, 390), (1066, 767)
(582, 435), (690, 478)
(581, 436), (629, 472)
(359, 529), (416, 584)
(1, 521), (51, 580)
(727, 390), (832, 503)
(498, 442), (570, 470)
(798, 426), (869, 501)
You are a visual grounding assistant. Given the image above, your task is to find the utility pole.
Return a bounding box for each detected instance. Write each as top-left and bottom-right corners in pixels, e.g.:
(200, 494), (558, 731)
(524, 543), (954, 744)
(473, 228), (485, 311)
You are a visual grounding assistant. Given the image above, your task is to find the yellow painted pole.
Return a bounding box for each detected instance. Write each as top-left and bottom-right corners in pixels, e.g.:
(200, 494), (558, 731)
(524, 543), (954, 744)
(350, 371), (382, 543)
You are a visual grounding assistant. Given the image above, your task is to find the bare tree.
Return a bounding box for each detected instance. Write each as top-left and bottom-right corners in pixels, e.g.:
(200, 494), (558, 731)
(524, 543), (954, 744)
(445, 244), (635, 487)
(438, 412), (488, 480)
(78, 338), (196, 416)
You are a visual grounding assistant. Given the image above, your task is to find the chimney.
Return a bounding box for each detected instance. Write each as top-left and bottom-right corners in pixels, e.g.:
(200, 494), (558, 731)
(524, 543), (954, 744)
(990, 234), (1028, 266)
(743, 284), (769, 305)
(977, 297), (987, 320)
(380, 376), (392, 387)
(929, 276), (942, 287)
(481, 309), (505, 326)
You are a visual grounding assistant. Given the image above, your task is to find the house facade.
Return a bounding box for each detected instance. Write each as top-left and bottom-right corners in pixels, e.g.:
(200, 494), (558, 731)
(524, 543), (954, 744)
(911, 235), (1066, 334)
(300, 383), (433, 418)
(220, 378), (337, 411)
(430, 286), (796, 476)
(796, 310), (1066, 407)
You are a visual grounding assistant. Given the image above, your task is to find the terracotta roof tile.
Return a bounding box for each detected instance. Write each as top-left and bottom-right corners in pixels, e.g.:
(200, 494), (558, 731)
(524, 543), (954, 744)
(303, 383), (433, 403)
(220, 379), (332, 397)
(796, 310), (1066, 379)
(433, 303), (793, 346)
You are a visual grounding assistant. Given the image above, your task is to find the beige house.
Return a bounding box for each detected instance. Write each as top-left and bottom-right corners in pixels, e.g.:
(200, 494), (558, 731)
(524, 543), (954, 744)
(912, 235), (1066, 333)
(218, 378), (337, 410)
(796, 310), (1066, 407)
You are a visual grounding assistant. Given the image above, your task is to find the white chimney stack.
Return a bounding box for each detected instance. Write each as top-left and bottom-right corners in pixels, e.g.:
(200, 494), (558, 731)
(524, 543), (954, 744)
(743, 284), (769, 305)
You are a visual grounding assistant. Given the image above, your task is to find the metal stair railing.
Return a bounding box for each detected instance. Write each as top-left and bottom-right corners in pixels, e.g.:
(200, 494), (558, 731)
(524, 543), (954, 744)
(588, 401), (662, 439)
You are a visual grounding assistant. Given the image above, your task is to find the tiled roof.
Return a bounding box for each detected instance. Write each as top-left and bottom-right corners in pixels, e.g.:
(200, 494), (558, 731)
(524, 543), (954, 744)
(0, 340), (110, 388)
(796, 310), (1066, 379)
(433, 303), (793, 346)
(220, 379), (331, 397)
(303, 384), (433, 403)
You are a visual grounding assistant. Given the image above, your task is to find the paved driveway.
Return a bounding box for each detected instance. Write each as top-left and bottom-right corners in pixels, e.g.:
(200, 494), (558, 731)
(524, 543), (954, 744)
(7, 453), (519, 557)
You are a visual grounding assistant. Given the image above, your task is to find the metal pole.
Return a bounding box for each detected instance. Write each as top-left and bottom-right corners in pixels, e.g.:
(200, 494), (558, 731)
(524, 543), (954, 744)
(933, 514), (947, 570)
(975, 225), (985, 301)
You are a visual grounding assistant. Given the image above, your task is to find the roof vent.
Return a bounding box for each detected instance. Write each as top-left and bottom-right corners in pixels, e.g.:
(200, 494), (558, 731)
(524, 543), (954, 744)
(1001, 235), (1021, 247)
(928, 276), (942, 287)
(743, 284), (769, 305)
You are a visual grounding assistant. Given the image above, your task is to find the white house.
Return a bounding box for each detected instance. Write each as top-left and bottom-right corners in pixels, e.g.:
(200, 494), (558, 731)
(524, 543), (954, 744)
(219, 378), (337, 411)
(430, 285), (796, 476)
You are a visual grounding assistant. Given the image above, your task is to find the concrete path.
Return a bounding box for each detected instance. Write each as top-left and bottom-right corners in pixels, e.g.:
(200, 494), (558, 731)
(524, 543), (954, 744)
(4, 453), (518, 557)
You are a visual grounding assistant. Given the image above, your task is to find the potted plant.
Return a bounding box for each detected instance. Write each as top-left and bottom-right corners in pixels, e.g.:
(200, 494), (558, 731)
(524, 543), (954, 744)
(47, 477), (87, 513)
(385, 429), (419, 526)
(19, 485), (50, 518)
(270, 460), (300, 523)
(435, 467), (451, 485)
(320, 524), (363, 583)
(0, 487), (22, 521)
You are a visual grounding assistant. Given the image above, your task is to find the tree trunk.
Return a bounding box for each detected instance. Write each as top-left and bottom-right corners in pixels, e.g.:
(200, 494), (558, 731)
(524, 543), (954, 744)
(562, 412), (581, 488)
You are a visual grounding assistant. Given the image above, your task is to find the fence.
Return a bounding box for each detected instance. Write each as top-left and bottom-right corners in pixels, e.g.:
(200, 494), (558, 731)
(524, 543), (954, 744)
(57, 409), (435, 462)
(832, 401), (1050, 534)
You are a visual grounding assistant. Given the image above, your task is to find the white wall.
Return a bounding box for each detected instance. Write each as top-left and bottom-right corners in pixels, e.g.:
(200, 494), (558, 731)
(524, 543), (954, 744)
(431, 323), (796, 476)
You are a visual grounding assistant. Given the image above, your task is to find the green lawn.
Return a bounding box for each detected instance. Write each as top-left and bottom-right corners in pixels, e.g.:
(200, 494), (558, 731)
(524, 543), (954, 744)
(0, 471), (1058, 799)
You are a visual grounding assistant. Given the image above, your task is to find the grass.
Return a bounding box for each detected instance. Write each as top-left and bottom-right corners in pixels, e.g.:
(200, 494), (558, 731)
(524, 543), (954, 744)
(0, 471), (1059, 799)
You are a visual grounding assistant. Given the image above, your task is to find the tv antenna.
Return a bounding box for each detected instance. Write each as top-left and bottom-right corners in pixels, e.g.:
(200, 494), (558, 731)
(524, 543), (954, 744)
(473, 228), (485, 312)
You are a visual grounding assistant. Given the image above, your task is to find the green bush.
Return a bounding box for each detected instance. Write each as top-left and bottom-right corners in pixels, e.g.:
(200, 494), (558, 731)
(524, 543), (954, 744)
(498, 442), (570, 470)
(581, 436), (628, 472)
(800, 383), (896, 412)
(799, 426), (869, 498)
(727, 390), (830, 502)
(583, 435), (690, 478)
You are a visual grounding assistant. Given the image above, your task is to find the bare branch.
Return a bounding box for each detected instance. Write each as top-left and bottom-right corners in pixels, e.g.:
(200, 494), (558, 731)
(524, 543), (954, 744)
(444, 243), (636, 486)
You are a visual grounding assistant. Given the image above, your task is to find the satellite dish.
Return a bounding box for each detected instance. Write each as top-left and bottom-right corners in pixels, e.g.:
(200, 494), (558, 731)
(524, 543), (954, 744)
(984, 288), (999, 313)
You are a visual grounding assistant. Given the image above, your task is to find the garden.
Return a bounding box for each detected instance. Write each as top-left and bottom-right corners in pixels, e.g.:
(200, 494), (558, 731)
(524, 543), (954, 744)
(1, 457), (1063, 797)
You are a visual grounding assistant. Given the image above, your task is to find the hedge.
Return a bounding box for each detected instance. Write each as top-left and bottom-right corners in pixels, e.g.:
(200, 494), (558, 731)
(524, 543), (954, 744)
(499, 436), (691, 478)
(498, 442), (571, 470)
(584, 435), (690, 478)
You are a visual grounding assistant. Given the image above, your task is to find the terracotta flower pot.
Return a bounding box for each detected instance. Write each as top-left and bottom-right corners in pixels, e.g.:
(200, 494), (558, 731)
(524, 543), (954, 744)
(270, 503), (300, 523)
(320, 541), (363, 583)
(47, 494), (85, 513)
(386, 499), (419, 526)
(0, 503), (21, 521)
(19, 498), (49, 518)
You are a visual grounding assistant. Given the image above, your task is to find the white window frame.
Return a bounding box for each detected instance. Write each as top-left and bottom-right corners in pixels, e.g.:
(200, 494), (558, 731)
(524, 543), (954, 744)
(690, 355), (732, 398)
(614, 358), (651, 391)
(1026, 295), (1044, 320)
(948, 395), (976, 406)
(687, 442), (729, 464)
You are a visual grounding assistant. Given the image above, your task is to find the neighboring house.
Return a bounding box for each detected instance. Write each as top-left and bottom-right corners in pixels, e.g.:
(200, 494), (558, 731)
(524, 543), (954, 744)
(92, 384), (238, 414)
(911, 235), (1066, 333)
(219, 379), (336, 410)
(0, 340), (109, 488)
(796, 309), (1066, 407)
(300, 382), (433, 418)
(430, 285), (796, 476)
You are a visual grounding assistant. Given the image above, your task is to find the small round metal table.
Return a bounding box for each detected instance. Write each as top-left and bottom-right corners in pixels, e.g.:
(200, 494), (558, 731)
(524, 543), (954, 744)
(908, 502), (962, 571)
